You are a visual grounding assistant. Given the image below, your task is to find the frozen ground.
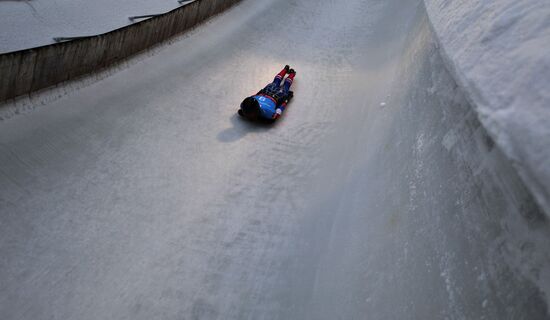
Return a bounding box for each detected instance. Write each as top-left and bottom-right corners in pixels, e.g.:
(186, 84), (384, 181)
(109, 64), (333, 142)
(0, 0), (183, 53)
(1, 0), (549, 319)
(425, 0), (550, 215)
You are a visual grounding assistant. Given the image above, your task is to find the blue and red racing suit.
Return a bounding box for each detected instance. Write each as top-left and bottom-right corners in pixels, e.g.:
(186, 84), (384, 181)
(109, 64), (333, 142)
(252, 67), (295, 120)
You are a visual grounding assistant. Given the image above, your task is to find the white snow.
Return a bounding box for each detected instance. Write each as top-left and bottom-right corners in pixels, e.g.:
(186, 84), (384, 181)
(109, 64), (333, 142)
(424, 0), (550, 215)
(0, 0), (186, 53)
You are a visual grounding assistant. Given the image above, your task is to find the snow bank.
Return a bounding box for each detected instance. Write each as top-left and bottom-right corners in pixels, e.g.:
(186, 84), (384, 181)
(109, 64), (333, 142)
(0, 0), (184, 53)
(423, 0), (550, 215)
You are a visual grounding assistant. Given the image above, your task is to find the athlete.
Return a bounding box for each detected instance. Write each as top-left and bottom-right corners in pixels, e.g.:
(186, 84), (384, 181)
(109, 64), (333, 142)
(238, 65), (296, 122)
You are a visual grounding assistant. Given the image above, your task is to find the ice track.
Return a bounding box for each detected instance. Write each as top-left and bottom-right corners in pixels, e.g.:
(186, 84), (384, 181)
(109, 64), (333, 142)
(1, 0), (549, 319)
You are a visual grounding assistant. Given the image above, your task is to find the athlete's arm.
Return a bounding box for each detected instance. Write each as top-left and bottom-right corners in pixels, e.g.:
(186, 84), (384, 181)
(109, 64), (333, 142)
(273, 101), (288, 119)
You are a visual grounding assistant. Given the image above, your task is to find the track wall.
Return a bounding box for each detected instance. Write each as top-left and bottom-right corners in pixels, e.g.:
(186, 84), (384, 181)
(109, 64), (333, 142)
(0, 0), (240, 103)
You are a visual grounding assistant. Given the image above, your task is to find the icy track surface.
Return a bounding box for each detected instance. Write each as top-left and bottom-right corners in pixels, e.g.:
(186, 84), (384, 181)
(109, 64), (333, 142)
(1, 0), (549, 319)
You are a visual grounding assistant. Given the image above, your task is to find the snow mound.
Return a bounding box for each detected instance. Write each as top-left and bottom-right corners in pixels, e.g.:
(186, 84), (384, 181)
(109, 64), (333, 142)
(424, 0), (550, 215)
(0, 0), (185, 53)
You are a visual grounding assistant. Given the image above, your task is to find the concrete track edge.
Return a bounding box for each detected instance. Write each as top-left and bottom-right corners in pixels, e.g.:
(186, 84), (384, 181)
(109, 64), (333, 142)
(0, 0), (242, 106)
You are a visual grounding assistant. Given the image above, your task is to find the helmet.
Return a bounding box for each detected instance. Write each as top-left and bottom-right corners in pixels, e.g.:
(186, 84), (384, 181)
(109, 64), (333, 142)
(240, 97), (261, 119)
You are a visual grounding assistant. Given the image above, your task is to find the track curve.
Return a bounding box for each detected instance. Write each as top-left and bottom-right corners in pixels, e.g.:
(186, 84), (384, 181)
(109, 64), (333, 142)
(1, 0), (549, 319)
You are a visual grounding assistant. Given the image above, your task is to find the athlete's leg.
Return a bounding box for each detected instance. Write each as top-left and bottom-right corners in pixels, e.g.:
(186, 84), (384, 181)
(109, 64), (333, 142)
(272, 65), (290, 86)
(282, 69), (296, 93)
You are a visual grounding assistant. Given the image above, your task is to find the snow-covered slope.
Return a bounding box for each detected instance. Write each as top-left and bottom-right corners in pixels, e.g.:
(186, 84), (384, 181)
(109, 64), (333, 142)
(0, 0), (183, 53)
(424, 0), (550, 215)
